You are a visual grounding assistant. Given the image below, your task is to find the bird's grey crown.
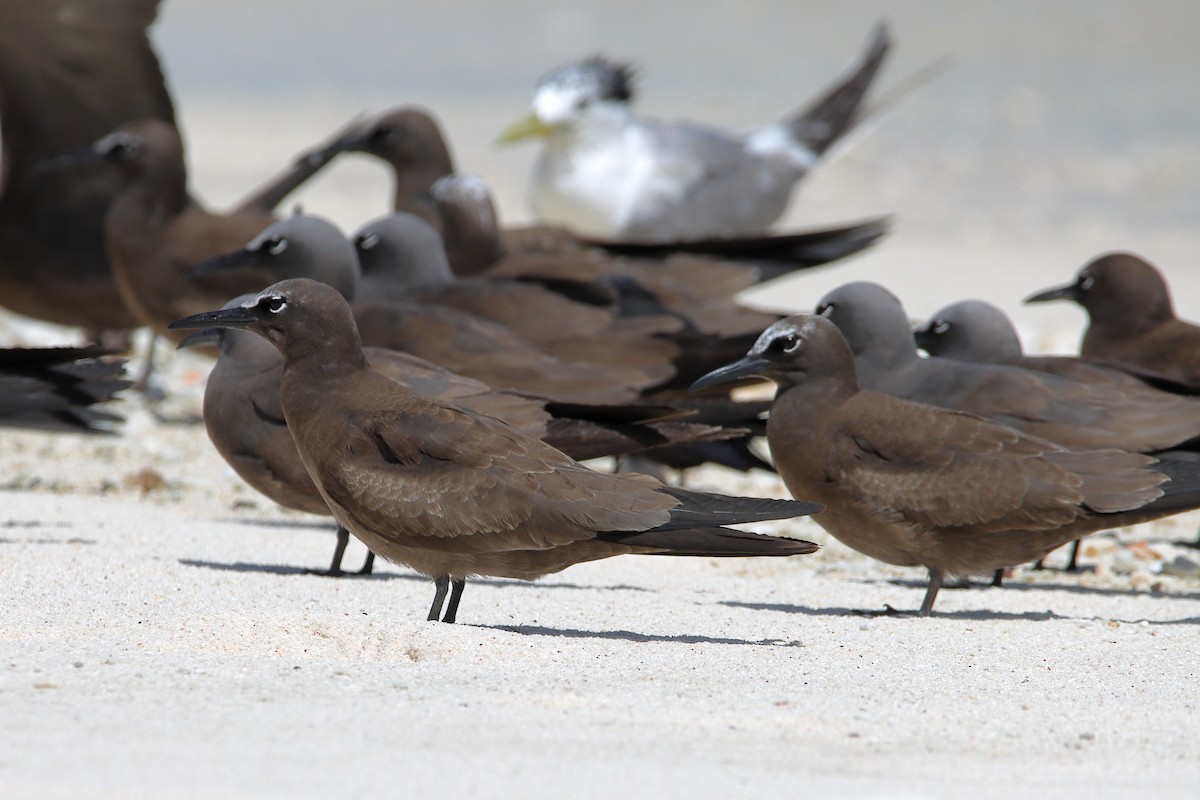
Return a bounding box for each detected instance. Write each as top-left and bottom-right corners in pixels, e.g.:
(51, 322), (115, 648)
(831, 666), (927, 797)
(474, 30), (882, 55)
(431, 174), (490, 205)
(537, 56), (636, 104)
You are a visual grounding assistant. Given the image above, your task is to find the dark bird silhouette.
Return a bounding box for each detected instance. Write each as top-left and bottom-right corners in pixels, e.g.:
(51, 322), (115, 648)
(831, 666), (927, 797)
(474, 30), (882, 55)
(1026, 252), (1200, 387)
(0, 346), (130, 434)
(0, 0), (174, 333)
(816, 281), (1200, 454)
(691, 315), (1200, 614)
(170, 279), (821, 623)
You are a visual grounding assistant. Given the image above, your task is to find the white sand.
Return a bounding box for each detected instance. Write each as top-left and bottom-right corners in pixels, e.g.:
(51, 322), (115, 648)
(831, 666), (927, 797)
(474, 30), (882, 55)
(3, 2), (1200, 797)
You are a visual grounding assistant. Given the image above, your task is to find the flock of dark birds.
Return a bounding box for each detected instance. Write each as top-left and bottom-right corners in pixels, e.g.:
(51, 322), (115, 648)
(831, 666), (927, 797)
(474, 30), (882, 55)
(3, 1), (1199, 624)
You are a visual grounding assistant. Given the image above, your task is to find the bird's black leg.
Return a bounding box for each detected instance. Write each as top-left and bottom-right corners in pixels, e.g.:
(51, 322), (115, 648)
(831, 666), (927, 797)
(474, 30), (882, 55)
(1032, 558), (1045, 571)
(427, 575), (450, 621)
(441, 578), (466, 624)
(991, 568), (1004, 587)
(325, 525), (351, 576)
(133, 334), (160, 395)
(920, 567), (944, 616)
(1064, 539), (1081, 572)
(357, 551), (376, 575)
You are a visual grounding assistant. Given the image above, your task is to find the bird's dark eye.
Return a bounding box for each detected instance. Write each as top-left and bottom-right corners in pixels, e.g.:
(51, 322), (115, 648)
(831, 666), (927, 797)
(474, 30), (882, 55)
(769, 333), (800, 354)
(260, 236), (287, 256)
(931, 319), (950, 335)
(263, 295), (287, 314)
(105, 136), (140, 161)
(356, 232), (380, 251)
(1078, 273), (1095, 291)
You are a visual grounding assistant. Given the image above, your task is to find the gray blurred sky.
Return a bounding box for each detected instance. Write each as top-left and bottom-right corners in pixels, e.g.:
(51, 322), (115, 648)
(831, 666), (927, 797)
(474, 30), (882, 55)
(152, 1), (1200, 332)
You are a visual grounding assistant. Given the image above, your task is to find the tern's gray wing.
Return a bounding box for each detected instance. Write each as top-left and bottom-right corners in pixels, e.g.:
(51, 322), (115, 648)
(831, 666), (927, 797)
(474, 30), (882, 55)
(624, 118), (798, 240)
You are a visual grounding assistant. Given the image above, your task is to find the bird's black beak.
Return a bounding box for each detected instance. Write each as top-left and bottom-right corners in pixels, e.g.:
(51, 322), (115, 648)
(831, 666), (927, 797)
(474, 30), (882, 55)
(169, 306), (260, 332)
(189, 247), (262, 278)
(296, 114), (373, 166)
(29, 145), (108, 176)
(175, 328), (223, 350)
(689, 356), (772, 392)
(1024, 281), (1081, 304)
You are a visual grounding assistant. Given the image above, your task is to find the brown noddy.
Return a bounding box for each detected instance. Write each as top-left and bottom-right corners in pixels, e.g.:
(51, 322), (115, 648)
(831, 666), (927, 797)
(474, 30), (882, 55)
(189, 213), (667, 404)
(350, 212), (684, 377)
(1026, 252), (1200, 387)
(181, 298), (742, 576)
(691, 315), (1200, 614)
(170, 279), (821, 623)
(36, 118), (338, 348)
(0, 0), (173, 333)
(0, 346), (131, 434)
(914, 299), (1198, 394)
(190, 214), (776, 472)
(816, 281), (1200, 455)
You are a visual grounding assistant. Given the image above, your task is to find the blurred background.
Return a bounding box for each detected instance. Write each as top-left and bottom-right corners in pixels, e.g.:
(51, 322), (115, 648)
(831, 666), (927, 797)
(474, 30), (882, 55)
(16, 1), (1200, 345)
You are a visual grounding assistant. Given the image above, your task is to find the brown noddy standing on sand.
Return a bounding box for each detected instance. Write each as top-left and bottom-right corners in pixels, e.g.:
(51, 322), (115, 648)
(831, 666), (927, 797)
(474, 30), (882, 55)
(0, 0), (173, 334)
(816, 281), (1200, 455)
(1026, 252), (1200, 387)
(170, 279), (821, 623)
(0, 346), (131, 434)
(180, 298), (742, 576)
(691, 315), (1200, 614)
(300, 106), (891, 279)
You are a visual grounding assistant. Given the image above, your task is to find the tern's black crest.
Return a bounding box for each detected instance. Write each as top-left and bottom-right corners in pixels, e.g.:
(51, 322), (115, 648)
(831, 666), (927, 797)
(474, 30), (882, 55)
(538, 56), (636, 104)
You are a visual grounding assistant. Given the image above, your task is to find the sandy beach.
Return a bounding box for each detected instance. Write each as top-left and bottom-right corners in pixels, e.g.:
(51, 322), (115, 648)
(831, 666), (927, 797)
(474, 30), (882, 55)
(2, 2), (1199, 798)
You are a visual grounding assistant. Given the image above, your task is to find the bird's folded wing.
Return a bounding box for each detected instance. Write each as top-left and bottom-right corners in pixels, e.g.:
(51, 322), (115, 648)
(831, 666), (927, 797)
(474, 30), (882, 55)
(829, 401), (1097, 532)
(326, 405), (676, 549)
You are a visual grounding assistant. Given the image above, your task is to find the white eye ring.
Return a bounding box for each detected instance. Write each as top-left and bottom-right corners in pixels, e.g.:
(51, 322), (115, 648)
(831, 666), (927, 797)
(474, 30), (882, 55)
(358, 232), (380, 251)
(931, 320), (950, 335)
(265, 296), (287, 314)
(782, 335), (802, 354)
(266, 237), (288, 256)
(1079, 274), (1095, 291)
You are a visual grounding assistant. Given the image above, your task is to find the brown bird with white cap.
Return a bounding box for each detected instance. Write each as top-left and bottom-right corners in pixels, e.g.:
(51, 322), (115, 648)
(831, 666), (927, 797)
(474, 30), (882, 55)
(692, 314), (1200, 614)
(170, 279), (822, 624)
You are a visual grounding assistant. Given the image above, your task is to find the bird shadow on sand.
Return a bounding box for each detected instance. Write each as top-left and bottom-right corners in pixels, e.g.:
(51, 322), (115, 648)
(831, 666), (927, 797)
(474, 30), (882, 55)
(176, 558), (652, 593)
(718, 599), (1066, 622)
(210, 516), (334, 532)
(177, 558), (407, 580)
(474, 623), (804, 647)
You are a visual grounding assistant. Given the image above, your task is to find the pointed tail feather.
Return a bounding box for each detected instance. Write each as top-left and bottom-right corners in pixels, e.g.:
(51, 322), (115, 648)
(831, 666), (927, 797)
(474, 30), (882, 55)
(601, 526), (818, 557)
(785, 22), (891, 156)
(651, 487), (821, 531)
